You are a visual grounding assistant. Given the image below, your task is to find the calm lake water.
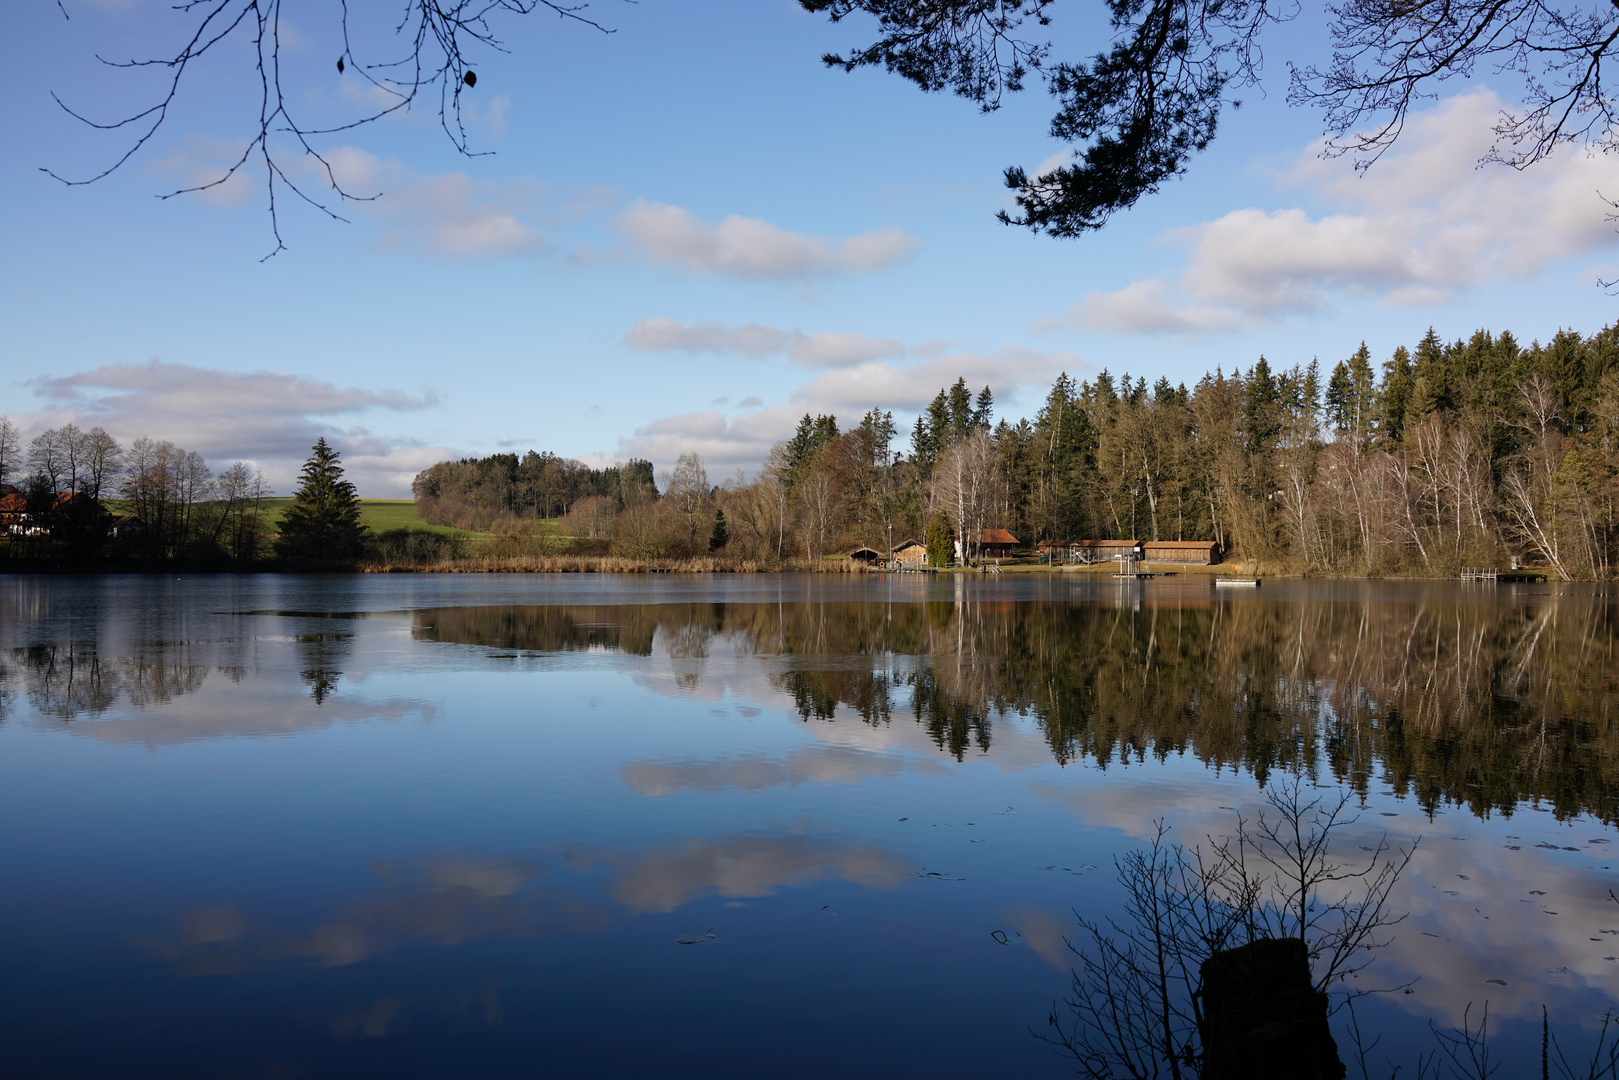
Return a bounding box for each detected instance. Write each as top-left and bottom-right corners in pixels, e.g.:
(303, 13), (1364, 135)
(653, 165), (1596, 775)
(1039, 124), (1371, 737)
(2, 573), (1616, 1078)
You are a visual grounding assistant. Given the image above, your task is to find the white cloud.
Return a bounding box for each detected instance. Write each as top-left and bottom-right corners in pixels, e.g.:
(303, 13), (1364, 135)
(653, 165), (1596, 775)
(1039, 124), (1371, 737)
(792, 346), (1079, 412)
(1056, 90), (1619, 333)
(23, 360), (447, 496)
(1061, 279), (1241, 335)
(624, 317), (905, 367)
(583, 406), (805, 477)
(147, 136), (261, 206)
(1033, 150), (1070, 179)
(615, 200), (920, 280)
(151, 142), (573, 259)
(321, 147), (553, 259)
(588, 343), (1082, 477)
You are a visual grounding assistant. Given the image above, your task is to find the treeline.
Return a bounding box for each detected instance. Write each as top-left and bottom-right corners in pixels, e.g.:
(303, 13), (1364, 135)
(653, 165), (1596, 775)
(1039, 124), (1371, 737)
(413, 320), (1619, 575)
(403, 595), (1619, 822)
(411, 451), (658, 531)
(11, 591), (1613, 819)
(0, 420), (273, 566)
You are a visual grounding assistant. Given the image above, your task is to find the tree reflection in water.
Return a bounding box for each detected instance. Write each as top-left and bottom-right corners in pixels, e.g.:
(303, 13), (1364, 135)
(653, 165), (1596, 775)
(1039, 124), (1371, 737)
(2, 641), (210, 720)
(415, 596), (1619, 822)
(296, 632), (351, 706)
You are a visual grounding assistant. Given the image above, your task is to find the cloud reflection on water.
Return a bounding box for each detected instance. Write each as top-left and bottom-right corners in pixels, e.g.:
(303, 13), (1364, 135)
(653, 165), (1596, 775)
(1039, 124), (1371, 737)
(621, 746), (908, 795)
(1032, 765), (1619, 1027)
(145, 853), (601, 974)
(147, 833), (913, 974)
(603, 834), (910, 913)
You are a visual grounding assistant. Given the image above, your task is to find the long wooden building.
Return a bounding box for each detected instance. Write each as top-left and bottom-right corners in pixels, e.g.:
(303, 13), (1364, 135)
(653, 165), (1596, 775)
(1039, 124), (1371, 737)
(1142, 540), (1221, 564)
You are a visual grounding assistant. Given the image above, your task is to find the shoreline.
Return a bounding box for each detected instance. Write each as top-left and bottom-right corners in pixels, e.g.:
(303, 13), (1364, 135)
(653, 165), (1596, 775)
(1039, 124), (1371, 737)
(0, 557), (1561, 581)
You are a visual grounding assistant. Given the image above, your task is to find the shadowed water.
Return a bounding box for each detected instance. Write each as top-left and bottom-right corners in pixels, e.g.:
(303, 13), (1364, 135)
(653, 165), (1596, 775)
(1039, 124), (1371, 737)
(1, 573), (1615, 1077)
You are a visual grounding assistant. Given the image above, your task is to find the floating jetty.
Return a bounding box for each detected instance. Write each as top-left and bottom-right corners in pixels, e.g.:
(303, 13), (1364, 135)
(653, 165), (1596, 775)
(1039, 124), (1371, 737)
(1214, 577), (1262, 588)
(1461, 567), (1550, 583)
(1111, 557), (1159, 580)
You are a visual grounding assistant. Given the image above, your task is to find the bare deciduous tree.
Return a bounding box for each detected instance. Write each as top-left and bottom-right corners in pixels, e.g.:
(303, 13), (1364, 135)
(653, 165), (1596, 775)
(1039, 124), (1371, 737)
(1044, 778), (1415, 1078)
(0, 417), (20, 489)
(663, 452), (710, 551)
(47, 0), (616, 255)
(932, 428), (995, 563)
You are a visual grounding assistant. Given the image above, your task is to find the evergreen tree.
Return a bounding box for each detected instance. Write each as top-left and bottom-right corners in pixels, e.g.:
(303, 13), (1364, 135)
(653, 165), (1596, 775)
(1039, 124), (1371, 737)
(918, 391), (951, 466)
(925, 511), (954, 567)
(276, 438), (365, 560)
(946, 378), (974, 443)
(858, 408), (897, 467)
(783, 413), (839, 491)
(973, 385), (994, 428)
(1326, 361), (1354, 434)
(708, 509), (729, 552)
(1380, 345), (1414, 443)
(910, 407), (936, 467)
(1243, 357), (1282, 454)
(1346, 342), (1377, 439)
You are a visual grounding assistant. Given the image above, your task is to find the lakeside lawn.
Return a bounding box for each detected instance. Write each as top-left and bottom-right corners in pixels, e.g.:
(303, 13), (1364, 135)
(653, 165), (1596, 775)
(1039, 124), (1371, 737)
(257, 498), (491, 538)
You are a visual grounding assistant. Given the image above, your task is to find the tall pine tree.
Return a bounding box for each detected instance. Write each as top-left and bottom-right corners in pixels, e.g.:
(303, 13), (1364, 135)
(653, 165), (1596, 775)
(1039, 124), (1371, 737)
(276, 438), (366, 560)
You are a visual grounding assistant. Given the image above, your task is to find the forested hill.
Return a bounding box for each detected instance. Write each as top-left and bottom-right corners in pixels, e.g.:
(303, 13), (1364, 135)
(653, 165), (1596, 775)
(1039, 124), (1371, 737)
(409, 322), (1619, 578)
(412, 454), (657, 531)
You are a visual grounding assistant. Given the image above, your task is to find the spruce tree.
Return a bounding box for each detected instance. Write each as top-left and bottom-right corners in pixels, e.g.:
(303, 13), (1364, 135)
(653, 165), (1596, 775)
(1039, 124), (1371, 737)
(276, 438), (366, 560)
(708, 509), (729, 552)
(925, 511), (954, 567)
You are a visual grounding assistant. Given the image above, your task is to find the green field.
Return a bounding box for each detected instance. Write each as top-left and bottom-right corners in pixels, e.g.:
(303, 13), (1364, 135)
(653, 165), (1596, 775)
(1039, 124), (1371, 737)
(258, 498), (489, 538)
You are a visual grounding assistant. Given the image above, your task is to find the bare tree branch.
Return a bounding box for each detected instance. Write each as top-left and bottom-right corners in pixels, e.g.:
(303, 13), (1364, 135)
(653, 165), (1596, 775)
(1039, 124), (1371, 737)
(46, 0), (619, 256)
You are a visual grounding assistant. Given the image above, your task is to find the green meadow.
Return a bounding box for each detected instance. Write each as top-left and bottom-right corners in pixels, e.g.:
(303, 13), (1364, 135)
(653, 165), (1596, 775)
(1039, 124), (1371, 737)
(257, 498), (490, 538)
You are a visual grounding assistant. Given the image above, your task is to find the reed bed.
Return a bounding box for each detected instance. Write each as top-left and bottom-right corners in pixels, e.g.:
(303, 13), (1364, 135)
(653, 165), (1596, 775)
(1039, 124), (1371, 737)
(356, 554), (881, 574)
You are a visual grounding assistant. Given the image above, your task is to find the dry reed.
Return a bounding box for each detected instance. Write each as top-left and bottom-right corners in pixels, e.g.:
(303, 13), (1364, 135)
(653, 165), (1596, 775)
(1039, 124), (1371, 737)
(356, 554), (882, 574)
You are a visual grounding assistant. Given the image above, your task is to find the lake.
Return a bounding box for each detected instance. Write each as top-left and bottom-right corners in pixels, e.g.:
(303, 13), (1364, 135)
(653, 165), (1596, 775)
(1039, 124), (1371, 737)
(2, 573), (1616, 1077)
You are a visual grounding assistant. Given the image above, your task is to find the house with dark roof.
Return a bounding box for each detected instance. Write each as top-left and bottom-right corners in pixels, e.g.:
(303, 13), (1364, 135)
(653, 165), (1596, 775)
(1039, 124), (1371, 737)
(955, 528), (1019, 561)
(0, 493), (25, 534)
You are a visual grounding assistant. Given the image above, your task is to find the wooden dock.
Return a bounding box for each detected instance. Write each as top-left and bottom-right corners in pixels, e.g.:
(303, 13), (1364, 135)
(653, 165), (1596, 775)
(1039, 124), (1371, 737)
(1461, 567), (1549, 583)
(1214, 577), (1261, 588)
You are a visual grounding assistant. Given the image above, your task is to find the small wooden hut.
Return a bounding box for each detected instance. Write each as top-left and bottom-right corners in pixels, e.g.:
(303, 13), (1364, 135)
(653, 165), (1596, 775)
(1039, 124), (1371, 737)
(848, 546), (883, 565)
(890, 539), (927, 565)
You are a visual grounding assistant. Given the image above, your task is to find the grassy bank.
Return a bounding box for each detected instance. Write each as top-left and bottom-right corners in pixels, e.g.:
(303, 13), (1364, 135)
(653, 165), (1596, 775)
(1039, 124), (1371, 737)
(257, 498), (491, 538)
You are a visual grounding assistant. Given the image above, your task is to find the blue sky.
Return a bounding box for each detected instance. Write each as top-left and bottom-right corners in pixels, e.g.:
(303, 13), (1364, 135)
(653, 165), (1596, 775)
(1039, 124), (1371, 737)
(4, 0), (1618, 495)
